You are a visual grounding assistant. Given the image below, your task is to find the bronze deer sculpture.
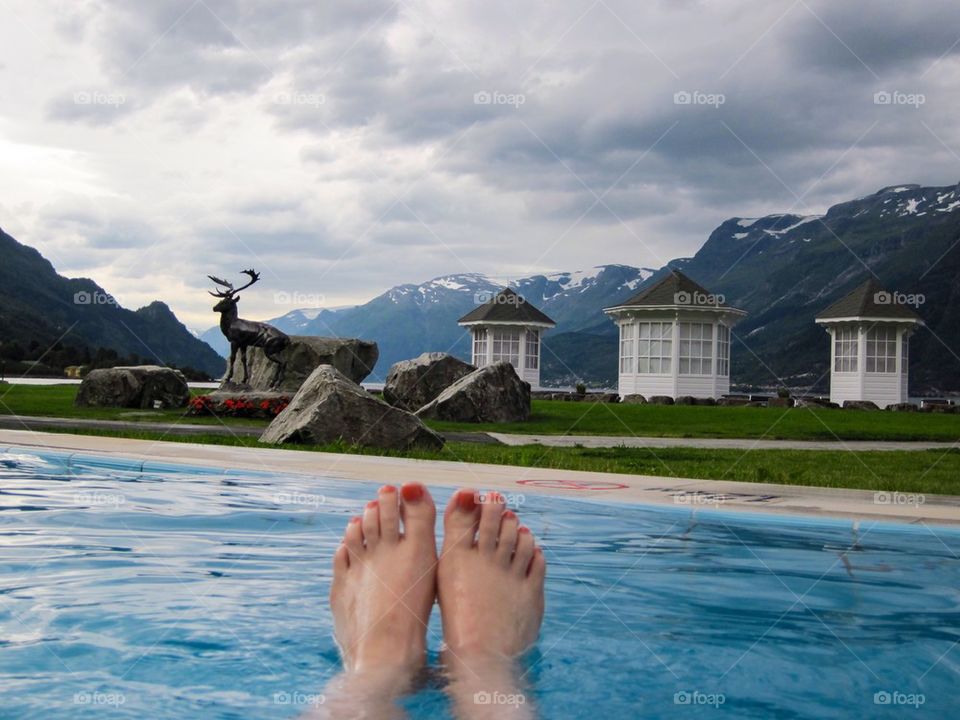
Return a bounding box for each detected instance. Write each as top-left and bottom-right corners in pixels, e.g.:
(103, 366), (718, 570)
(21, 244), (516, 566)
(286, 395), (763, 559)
(209, 269), (291, 388)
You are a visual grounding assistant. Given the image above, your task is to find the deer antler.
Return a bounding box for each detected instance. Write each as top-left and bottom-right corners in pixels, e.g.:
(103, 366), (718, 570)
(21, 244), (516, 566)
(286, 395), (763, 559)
(208, 274), (235, 298)
(236, 269), (261, 292)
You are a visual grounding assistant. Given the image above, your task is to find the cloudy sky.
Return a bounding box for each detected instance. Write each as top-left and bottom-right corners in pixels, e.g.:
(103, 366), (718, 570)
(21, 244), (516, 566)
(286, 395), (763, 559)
(1, 0), (959, 330)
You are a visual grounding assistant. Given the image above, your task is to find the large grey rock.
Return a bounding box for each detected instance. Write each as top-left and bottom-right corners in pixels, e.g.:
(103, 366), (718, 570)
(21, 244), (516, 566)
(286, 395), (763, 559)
(416, 362), (531, 423)
(222, 335), (378, 392)
(843, 400), (880, 411)
(383, 352), (475, 411)
(260, 365), (443, 450)
(75, 366), (189, 409)
(620, 394), (647, 404)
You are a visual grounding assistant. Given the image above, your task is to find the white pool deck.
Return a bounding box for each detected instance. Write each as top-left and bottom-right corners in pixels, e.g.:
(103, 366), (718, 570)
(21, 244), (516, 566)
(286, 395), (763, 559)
(1, 429), (958, 526)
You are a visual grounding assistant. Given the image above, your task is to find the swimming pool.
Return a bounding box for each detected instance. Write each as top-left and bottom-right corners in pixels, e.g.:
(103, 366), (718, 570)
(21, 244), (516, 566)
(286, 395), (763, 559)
(1, 447), (957, 718)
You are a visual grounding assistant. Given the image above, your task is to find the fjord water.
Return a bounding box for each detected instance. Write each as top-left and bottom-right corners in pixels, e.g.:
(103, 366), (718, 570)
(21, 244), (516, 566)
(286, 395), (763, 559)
(1, 450), (957, 719)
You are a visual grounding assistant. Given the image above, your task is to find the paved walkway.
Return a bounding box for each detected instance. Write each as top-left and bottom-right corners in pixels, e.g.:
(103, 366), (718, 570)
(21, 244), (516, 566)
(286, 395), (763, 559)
(2, 429), (958, 525)
(488, 432), (959, 452)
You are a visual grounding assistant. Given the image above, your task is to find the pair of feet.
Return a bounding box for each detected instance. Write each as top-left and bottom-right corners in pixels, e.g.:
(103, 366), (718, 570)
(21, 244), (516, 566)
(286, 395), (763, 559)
(328, 484), (545, 717)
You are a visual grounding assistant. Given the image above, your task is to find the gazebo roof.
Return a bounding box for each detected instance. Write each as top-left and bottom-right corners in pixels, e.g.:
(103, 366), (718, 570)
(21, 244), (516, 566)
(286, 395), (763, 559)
(457, 287), (556, 326)
(605, 269), (743, 313)
(815, 278), (922, 322)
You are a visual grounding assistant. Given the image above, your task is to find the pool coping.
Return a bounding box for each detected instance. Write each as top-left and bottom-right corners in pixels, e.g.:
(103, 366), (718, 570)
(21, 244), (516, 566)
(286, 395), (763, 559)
(1, 428), (959, 526)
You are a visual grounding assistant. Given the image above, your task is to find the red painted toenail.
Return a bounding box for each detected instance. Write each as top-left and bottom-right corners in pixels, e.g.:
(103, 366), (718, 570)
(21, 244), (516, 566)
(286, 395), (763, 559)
(401, 483), (424, 502)
(456, 490), (477, 512)
(350, 517), (361, 524)
(366, 500), (379, 509)
(503, 510), (517, 520)
(518, 526), (531, 534)
(380, 485), (397, 493)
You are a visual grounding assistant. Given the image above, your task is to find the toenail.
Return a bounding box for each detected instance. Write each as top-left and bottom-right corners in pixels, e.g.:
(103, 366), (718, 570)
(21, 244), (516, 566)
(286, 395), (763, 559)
(380, 485), (397, 494)
(456, 490), (477, 512)
(350, 517), (361, 524)
(401, 483), (424, 502)
(366, 500), (379, 509)
(503, 510), (517, 520)
(518, 526), (531, 534)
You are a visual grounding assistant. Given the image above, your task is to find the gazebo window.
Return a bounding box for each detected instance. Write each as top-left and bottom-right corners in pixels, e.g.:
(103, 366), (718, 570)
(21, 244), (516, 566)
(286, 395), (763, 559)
(492, 329), (521, 366)
(866, 326), (897, 373)
(901, 334), (908, 374)
(717, 324), (730, 377)
(637, 321), (672, 374)
(834, 327), (858, 372)
(619, 323), (635, 373)
(472, 329), (488, 366)
(524, 330), (540, 370)
(678, 322), (714, 375)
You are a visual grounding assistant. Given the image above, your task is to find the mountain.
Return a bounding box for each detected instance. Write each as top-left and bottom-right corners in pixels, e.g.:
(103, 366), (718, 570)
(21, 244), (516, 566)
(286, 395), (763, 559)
(0, 227), (225, 378)
(199, 182), (960, 392)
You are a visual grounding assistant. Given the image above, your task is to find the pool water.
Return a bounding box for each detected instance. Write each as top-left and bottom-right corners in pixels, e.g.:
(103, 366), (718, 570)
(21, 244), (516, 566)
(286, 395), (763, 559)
(1, 448), (958, 718)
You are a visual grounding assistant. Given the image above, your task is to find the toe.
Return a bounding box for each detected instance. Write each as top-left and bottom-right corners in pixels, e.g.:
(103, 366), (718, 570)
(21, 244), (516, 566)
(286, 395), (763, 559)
(362, 500), (380, 547)
(344, 517), (364, 559)
(529, 547), (546, 585)
(333, 543), (350, 572)
(442, 488), (480, 551)
(495, 509), (519, 566)
(400, 482), (436, 543)
(477, 492), (506, 555)
(377, 485), (400, 544)
(512, 526), (535, 576)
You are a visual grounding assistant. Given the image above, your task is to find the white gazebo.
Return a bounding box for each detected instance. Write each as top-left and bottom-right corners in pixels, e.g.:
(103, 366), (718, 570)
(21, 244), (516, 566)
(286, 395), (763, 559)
(604, 269), (747, 400)
(815, 278), (923, 407)
(458, 288), (556, 388)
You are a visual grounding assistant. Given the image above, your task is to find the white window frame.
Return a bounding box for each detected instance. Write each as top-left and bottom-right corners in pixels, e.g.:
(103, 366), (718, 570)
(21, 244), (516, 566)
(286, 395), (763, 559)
(716, 324), (730, 377)
(678, 322), (714, 376)
(619, 322), (635, 374)
(866, 326), (897, 374)
(472, 329), (488, 367)
(491, 329), (521, 367)
(901, 333), (908, 375)
(524, 329), (540, 370)
(637, 321), (673, 374)
(834, 326), (858, 373)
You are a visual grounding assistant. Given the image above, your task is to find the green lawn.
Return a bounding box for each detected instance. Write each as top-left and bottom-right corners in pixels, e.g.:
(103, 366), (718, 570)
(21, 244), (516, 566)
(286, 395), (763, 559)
(16, 426), (960, 495)
(1, 385), (958, 442)
(428, 399), (960, 442)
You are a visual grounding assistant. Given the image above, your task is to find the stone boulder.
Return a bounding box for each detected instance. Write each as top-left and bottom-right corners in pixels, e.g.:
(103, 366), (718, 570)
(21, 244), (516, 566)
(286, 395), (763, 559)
(620, 394), (647, 404)
(383, 353), (475, 411)
(221, 335), (378, 392)
(416, 362), (531, 423)
(75, 366), (189, 409)
(768, 397), (794, 408)
(648, 396), (675, 405)
(843, 400), (880, 411)
(260, 365), (443, 450)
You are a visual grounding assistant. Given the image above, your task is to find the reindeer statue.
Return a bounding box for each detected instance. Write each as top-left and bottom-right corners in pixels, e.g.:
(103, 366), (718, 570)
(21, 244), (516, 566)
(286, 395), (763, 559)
(209, 269), (291, 388)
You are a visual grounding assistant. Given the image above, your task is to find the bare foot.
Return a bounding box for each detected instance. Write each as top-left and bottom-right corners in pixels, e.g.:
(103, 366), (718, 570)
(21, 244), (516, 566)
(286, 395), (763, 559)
(323, 482), (438, 717)
(438, 489), (545, 719)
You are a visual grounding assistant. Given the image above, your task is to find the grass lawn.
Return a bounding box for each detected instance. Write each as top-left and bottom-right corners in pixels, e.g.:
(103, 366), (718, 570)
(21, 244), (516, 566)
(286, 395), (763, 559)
(1, 384), (958, 442)
(12, 426), (960, 496)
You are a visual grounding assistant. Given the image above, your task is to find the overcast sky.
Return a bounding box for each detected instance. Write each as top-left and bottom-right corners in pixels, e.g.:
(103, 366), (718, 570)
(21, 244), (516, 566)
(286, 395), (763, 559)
(1, 0), (959, 330)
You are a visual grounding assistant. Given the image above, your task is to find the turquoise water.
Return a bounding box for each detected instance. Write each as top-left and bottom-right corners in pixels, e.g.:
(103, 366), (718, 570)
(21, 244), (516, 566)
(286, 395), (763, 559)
(1, 447), (958, 718)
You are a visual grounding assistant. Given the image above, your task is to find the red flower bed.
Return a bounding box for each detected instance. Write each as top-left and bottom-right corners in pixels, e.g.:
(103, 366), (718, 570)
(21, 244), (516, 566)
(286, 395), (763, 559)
(187, 394), (290, 419)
